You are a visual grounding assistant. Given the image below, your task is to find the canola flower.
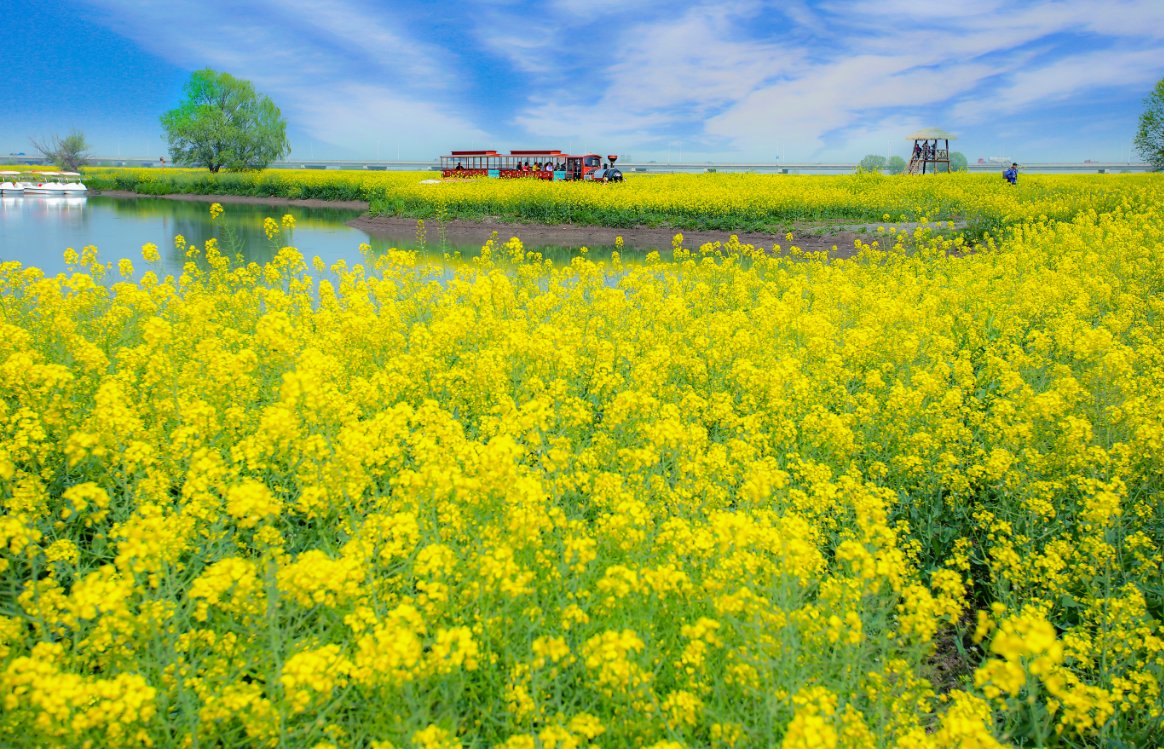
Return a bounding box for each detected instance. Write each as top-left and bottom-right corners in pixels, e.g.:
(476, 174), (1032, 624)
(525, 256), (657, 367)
(1, 179), (1163, 747)
(82, 166), (1157, 232)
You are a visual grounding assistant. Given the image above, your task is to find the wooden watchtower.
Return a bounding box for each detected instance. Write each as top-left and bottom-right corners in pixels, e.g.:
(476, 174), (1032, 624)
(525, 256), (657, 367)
(905, 129), (955, 174)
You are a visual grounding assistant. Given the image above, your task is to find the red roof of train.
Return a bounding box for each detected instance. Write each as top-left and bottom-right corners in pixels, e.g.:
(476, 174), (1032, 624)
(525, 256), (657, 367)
(509, 149), (562, 156)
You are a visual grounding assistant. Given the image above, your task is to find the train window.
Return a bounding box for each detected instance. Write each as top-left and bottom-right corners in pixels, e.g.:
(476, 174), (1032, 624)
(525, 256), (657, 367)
(584, 156), (600, 167)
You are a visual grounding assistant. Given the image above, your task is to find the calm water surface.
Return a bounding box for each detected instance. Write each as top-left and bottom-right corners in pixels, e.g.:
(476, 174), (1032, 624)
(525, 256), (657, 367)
(0, 195), (610, 277)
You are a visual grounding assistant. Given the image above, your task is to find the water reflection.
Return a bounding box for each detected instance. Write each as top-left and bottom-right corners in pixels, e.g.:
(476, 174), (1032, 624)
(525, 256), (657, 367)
(0, 195), (641, 279)
(98, 197), (372, 273)
(0, 195), (376, 277)
(2, 194), (89, 218)
(23, 195), (89, 207)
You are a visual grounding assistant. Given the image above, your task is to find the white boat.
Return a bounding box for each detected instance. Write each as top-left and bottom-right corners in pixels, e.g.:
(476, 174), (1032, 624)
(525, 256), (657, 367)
(58, 171), (88, 194)
(0, 171), (24, 194)
(22, 172), (62, 195)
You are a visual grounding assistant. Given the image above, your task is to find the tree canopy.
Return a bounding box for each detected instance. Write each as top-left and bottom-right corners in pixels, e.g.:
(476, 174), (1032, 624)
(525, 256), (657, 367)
(950, 151), (968, 172)
(31, 130), (89, 172)
(1134, 78), (1164, 170)
(161, 69), (290, 172)
(858, 154), (887, 173)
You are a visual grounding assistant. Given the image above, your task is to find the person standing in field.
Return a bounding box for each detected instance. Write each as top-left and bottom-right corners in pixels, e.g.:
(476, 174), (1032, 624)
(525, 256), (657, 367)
(1004, 162), (1018, 185)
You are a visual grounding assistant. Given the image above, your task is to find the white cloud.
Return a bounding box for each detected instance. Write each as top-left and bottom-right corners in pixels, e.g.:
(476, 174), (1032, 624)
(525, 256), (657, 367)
(514, 2), (793, 145)
(700, 1), (1164, 158)
(549, 0), (669, 19)
(510, 0), (1164, 158)
(952, 47), (1164, 121)
(603, 6), (786, 113)
(286, 83), (492, 158)
(474, 31), (564, 76)
(81, 0), (492, 156)
(75, 0), (1164, 161)
(704, 54), (1005, 157)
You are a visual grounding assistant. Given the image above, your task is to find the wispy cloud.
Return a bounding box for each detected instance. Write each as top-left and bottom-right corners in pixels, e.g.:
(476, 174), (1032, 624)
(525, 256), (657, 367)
(68, 0), (1164, 160)
(81, 0), (492, 156)
(515, 2), (791, 143)
(952, 47), (1164, 121)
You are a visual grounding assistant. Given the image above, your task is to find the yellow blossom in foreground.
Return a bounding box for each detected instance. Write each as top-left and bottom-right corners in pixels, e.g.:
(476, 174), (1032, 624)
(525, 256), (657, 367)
(1, 174), (1162, 747)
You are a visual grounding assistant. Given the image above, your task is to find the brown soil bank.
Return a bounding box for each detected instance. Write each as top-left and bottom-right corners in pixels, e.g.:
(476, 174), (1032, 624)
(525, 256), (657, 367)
(351, 215), (869, 258)
(93, 190), (916, 258)
(92, 190), (370, 212)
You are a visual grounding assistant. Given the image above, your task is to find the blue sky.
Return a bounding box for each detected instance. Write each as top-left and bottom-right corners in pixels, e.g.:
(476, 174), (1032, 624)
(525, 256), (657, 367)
(3, 0), (1161, 163)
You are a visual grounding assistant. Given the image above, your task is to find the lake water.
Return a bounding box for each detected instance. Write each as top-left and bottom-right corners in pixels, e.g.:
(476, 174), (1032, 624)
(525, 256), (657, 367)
(0, 195), (611, 278)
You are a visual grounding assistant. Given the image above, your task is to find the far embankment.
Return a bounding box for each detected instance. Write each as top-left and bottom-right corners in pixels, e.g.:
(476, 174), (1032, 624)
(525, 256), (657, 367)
(78, 167), (1159, 240)
(10, 154), (1153, 173)
(94, 189), (370, 211)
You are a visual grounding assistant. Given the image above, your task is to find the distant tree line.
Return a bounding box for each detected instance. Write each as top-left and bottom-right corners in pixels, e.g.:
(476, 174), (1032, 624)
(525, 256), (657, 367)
(858, 151), (967, 174)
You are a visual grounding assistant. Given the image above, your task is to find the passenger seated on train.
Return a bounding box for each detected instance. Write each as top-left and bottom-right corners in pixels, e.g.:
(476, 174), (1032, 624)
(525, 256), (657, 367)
(455, 162), (464, 170)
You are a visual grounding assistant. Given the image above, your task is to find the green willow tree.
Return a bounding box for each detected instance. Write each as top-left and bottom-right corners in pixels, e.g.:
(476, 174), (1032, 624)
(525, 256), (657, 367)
(161, 69), (290, 172)
(1134, 78), (1164, 170)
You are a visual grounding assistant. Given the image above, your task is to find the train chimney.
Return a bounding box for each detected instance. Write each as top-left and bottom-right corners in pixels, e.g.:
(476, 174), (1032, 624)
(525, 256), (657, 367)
(607, 155), (618, 165)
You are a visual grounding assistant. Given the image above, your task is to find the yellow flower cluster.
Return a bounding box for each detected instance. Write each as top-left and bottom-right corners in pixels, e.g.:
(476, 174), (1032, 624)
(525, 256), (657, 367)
(1, 176), (1163, 747)
(84, 166), (1156, 230)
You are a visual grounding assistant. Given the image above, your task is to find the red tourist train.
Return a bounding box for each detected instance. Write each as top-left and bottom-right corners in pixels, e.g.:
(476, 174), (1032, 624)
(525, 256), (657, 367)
(439, 149), (623, 182)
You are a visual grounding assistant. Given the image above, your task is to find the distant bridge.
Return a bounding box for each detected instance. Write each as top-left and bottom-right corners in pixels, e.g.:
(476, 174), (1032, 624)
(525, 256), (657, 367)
(9, 155), (1156, 174)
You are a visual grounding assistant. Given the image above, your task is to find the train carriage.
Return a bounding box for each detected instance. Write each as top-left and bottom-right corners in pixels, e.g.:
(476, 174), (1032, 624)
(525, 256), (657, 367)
(440, 149), (621, 182)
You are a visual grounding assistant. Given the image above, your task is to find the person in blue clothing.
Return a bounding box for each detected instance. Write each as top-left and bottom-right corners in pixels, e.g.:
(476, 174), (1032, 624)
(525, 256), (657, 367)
(1004, 162), (1018, 185)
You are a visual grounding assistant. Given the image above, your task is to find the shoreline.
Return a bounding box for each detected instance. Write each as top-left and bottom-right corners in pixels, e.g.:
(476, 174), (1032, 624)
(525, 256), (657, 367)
(91, 189), (370, 211)
(91, 190), (872, 256)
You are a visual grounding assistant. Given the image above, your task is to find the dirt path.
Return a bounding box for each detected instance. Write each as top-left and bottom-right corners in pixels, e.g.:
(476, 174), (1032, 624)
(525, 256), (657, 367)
(93, 190), (931, 258)
(351, 215), (870, 258)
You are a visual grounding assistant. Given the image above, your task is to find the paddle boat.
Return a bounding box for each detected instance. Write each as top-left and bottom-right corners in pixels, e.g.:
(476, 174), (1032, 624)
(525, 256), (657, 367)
(58, 171), (88, 195)
(0, 171), (25, 194)
(22, 172), (68, 195)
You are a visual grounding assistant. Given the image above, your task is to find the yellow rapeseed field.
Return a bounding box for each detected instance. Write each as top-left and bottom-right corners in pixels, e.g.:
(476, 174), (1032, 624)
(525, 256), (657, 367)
(84, 167), (1150, 230)
(1, 175), (1163, 748)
